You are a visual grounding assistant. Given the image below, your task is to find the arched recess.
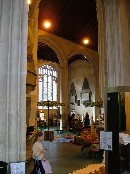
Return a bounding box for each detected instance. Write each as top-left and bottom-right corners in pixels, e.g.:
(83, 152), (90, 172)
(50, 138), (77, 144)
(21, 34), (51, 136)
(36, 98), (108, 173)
(38, 35), (67, 64)
(68, 49), (99, 76)
(68, 49), (99, 120)
(38, 35), (69, 129)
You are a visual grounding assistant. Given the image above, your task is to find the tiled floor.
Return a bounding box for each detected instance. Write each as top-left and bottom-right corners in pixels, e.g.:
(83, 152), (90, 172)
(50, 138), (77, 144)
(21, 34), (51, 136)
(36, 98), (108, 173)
(26, 140), (102, 174)
(26, 127), (102, 174)
(26, 127), (130, 174)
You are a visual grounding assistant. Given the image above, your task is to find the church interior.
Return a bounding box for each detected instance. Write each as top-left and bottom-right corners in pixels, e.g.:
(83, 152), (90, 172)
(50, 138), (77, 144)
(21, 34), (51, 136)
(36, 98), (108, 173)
(1, 0), (130, 174)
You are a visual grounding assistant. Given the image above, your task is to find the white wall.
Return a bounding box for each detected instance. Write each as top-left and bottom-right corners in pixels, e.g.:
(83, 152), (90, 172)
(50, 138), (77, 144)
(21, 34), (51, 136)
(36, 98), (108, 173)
(68, 59), (96, 120)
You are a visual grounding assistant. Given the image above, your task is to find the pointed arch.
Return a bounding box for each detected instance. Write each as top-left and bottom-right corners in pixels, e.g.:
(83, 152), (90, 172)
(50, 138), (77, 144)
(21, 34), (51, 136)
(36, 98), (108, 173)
(38, 35), (67, 66)
(68, 49), (99, 76)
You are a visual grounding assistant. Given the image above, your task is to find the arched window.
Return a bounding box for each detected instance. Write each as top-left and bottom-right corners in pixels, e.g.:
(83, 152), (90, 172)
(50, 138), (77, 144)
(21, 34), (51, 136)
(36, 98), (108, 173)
(39, 64), (57, 108)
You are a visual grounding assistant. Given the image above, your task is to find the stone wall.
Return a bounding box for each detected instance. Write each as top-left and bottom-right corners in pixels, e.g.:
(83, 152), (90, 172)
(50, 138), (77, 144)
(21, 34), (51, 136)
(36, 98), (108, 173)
(69, 59), (96, 120)
(37, 31), (99, 126)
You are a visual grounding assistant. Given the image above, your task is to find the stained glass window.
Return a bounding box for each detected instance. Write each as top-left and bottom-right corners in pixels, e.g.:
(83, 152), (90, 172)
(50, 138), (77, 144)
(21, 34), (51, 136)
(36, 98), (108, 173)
(39, 64), (57, 108)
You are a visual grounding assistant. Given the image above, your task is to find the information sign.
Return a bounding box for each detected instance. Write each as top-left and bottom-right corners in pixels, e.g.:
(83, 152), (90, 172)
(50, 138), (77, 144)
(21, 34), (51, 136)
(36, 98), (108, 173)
(100, 131), (112, 151)
(10, 161), (25, 174)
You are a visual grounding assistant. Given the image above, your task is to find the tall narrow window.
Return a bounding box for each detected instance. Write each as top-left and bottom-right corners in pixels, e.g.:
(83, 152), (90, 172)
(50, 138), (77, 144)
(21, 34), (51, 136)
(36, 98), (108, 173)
(39, 64), (57, 108)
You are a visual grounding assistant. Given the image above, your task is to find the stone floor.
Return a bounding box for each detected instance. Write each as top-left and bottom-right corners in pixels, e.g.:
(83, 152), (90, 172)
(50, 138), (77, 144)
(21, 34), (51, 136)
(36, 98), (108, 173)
(26, 127), (102, 174)
(26, 140), (102, 174)
(26, 127), (130, 174)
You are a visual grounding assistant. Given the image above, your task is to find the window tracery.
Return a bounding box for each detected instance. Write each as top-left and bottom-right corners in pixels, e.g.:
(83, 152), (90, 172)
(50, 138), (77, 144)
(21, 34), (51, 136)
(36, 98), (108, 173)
(39, 64), (57, 109)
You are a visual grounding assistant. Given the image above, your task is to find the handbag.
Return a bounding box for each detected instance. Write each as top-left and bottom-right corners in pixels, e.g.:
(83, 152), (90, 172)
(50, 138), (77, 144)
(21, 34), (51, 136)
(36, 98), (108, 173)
(35, 157), (41, 174)
(42, 160), (52, 174)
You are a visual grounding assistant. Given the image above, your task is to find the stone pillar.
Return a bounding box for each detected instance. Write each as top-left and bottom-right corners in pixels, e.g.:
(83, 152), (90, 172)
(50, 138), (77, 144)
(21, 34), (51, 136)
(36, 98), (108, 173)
(119, 0), (130, 85)
(27, 0), (40, 127)
(103, 0), (120, 86)
(96, 0), (106, 98)
(0, 0), (28, 162)
(103, 0), (130, 87)
(60, 61), (69, 130)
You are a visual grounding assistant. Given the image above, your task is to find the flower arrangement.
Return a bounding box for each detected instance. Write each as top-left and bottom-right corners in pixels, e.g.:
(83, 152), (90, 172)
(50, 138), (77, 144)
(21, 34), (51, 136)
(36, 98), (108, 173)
(90, 143), (100, 152)
(84, 98), (103, 108)
(74, 128), (99, 145)
(65, 134), (73, 139)
(80, 128), (99, 143)
(37, 100), (65, 107)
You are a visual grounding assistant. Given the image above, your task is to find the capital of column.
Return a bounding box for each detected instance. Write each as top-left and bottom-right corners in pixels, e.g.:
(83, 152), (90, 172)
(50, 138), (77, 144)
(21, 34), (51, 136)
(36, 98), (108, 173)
(60, 59), (68, 68)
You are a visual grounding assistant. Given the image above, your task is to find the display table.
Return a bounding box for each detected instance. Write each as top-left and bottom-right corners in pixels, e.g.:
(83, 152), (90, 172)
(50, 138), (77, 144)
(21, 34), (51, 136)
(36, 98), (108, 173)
(44, 130), (54, 141)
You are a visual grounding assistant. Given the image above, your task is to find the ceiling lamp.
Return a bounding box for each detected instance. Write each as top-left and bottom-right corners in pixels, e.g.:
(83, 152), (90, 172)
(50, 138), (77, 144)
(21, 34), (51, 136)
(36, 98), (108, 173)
(43, 20), (51, 29)
(83, 38), (89, 45)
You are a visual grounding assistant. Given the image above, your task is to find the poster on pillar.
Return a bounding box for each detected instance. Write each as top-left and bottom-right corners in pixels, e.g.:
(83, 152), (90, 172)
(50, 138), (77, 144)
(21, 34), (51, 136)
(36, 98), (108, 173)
(10, 161), (25, 174)
(100, 131), (112, 151)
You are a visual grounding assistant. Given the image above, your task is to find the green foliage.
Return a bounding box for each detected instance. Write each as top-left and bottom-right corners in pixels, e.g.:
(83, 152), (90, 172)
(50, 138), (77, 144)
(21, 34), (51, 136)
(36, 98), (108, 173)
(84, 99), (103, 108)
(37, 100), (65, 107)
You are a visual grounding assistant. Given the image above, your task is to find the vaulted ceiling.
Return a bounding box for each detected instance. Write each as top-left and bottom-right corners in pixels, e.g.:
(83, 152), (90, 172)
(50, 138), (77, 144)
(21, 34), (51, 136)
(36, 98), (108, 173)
(37, 0), (98, 62)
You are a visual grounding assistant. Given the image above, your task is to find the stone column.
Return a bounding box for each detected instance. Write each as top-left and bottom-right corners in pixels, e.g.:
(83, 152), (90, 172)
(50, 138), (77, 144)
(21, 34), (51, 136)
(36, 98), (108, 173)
(96, 0), (106, 98)
(103, 0), (130, 87)
(103, 0), (119, 86)
(119, 0), (130, 85)
(0, 0), (28, 162)
(27, 0), (40, 127)
(19, 1), (28, 162)
(60, 60), (69, 130)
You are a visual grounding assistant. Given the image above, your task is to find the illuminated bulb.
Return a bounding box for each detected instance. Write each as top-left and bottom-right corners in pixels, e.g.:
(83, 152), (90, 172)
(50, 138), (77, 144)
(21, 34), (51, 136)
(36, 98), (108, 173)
(83, 39), (89, 45)
(43, 21), (51, 29)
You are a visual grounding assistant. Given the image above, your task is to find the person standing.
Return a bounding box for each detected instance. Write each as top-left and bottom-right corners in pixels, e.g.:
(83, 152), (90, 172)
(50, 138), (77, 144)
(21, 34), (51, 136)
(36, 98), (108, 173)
(84, 112), (90, 128)
(30, 131), (45, 174)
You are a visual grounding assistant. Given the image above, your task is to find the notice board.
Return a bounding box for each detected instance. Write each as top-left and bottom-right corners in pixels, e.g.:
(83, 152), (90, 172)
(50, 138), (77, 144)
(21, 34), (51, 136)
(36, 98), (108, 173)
(10, 161), (25, 174)
(100, 131), (112, 151)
